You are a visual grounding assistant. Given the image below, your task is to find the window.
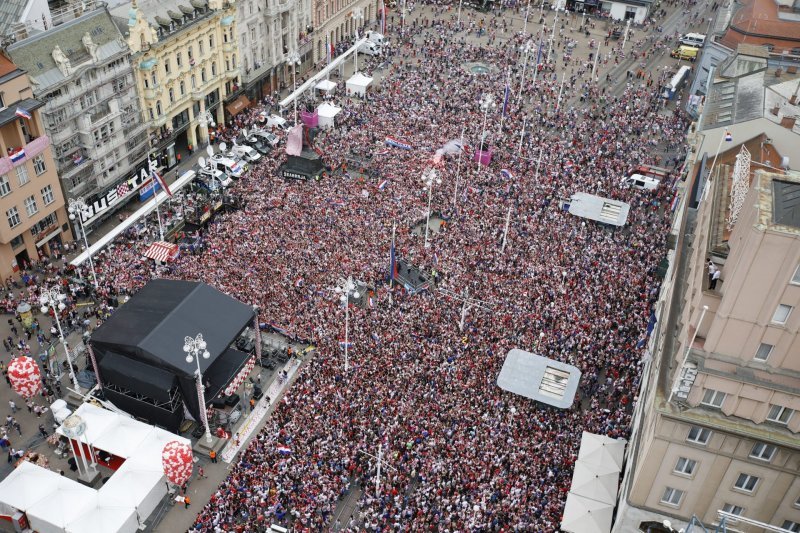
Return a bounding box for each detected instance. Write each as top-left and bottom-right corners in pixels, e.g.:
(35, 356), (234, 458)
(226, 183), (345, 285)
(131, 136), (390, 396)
(674, 457), (697, 476)
(156, 101), (163, 116)
(211, 62), (217, 76)
(16, 165), (29, 186)
(734, 473), (759, 493)
(754, 343), (773, 361)
(41, 185), (54, 206)
(201, 68), (207, 83)
(772, 304), (793, 324)
(722, 503), (744, 516)
(749, 442), (776, 461)
(209, 35), (214, 48)
(784, 521), (800, 533)
(0, 92), (4, 109)
(164, 58), (171, 74)
(168, 87), (174, 103)
(767, 404), (794, 425)
(179, 81), (185, 96)
(792, 265), (800, 285)
(661, 487), (684, 506)
(6, 206), (20, 228)
(701, 389), (726, 408)
(176, 52), (182, 67)
(687, 426), (711, 445)
(10, 235), (23, 249)
(23, 195), (37, 216)
(32, 155), (46, 176)
(198, 39), (204, 55)
(0, 174), (10, 196)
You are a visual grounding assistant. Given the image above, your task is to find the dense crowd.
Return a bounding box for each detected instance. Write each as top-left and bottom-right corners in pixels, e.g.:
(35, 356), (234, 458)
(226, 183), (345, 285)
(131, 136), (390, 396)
(61, 4), (691, 532)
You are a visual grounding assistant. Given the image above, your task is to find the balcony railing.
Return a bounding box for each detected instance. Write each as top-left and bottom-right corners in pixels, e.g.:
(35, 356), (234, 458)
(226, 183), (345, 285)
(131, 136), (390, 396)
(0, 136), (50, 174)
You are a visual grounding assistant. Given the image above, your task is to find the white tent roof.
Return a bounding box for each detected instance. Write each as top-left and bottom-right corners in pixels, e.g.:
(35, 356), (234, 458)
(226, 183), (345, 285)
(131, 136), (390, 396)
(93, 416), (154, 459)
(0, 461), (59, 510)
(317, 103), (342, 119)
(577, 431), (627, 471)
(346, 72), (373, 89)
(65, 493), (139, 533)
(26, 476), (96, 531)
(570, 460), (621, 505)
(56, 402), (118, 444)
(315, 79), (337, 92)
(561, 492), (614, 533)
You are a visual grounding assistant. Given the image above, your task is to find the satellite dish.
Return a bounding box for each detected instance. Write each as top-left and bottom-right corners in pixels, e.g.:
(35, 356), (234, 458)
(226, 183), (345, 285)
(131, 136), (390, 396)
(219, 142), (228, 153)
(198, 156), (206, 169)
(241, 128), (248, 138)
(206, 145), (214, 157)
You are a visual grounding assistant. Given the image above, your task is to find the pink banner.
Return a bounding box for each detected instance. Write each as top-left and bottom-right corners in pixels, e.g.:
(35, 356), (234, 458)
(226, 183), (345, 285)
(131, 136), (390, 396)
(474, 149), (492, 166)
(300, 111), (318, 128)
(285, 124), (303, 156)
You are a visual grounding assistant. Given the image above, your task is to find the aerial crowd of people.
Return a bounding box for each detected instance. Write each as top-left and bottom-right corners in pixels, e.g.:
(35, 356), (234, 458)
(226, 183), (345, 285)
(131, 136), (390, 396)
(46, 2), (692, 531)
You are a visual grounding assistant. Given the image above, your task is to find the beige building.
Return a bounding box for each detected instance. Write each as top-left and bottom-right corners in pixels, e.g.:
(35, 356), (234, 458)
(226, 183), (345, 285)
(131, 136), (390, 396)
(118, 0), (240, 169)
(0, 55), (69, 278)
(312, 0), (380, 63)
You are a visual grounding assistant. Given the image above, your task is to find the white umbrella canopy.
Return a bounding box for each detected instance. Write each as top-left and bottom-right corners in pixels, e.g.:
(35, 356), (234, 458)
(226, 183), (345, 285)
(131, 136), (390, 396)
(577, 431), (626, 470)
(570, 459), (621, 505)
(561, 492), (614, 533)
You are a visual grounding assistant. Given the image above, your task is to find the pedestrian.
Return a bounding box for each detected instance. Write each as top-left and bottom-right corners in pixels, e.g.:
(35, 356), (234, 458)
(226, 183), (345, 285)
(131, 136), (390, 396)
(25, 400), (33, 413)
(197, 466), (206, 479)
(33, 405), (41, 418)
(38, 424), (47, 438)
(8, 400), (16, 414)
(249, 398), (255, 413)
(209, 450), (217, 463)
(12, 420), (21, 436)
(183, 495), (191, 509)
(710, 268), (721, 290)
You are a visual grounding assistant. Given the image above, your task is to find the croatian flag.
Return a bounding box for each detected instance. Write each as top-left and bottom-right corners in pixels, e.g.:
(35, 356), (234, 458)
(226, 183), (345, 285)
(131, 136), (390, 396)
(380, 0), (386, 34)
(389, 240), (398, 281)
(368, 292), (375, 308)
(501, 78), (510, 116)
(338, 340), (353, 349)
(385, 137), (412, 150)
(151, 169), (173, 197)
(325, 36), (331, 65)
(724, 130), (733, 142)
(535, 34), (543, 67)
(15, 107), (31, 120)
(500, 169), (514, 180)
(73, 153), (84, 165)
(378, 179), (388, 190)
(276, 446), (292, 455)
(9, 149), (25, 163)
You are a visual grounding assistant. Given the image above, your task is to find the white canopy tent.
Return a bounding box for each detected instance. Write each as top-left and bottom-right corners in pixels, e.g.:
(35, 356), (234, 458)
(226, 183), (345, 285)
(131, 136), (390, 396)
(577, 431), (626, 471)
(0, 461), (60, 514)
(315, 79), (337, 95)
(570, 460), (621, 505)
(101, 462), (166, 519)
(65, 493), (139, 533)
(26, 476), (96, 533)
(317, 103), (342, 129)
(346, 72), (373, 97)
(561, 492), (615, 533)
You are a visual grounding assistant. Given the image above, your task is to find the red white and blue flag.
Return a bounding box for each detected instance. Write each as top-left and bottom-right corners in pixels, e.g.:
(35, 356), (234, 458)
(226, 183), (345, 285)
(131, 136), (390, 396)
(15, 107), (31, 120)
(389, 238), (398, 282)
(9, 149), (25, 163)
(380, 0), (386, 34)
(378, 179), (388, 190)
(338, 340), (353, 349)
(724, 130), (733, 142)
(152, 169), (172, 197)
(276, 446), (292, 455)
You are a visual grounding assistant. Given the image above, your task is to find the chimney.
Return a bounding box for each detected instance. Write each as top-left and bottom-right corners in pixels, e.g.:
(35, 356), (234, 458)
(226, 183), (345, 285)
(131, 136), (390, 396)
(780, 116), (796, 129)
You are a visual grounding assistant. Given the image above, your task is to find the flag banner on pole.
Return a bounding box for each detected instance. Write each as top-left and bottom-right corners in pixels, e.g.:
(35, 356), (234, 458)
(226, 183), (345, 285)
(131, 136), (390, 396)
(152, 169), (172, 197)
(385, 137), (413, 150)
(380, 0), (386, 34)
(286, 124), (303, 156)
(500, 169), (514, 180)
(501, 80), (510, 116)
(535, 35), (543, 66)
(9, 149), (25, 163)
(15, 107), (31, 120)
(389, 240), (398, 281)
(724, 130), (733, 142)
(338, 340), (353, 349)
(326, 36), (331, 64)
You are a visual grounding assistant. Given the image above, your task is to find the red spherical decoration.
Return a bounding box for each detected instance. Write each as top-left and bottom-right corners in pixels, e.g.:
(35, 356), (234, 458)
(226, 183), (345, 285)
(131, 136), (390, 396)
(161, 440), (194, 486)
(7, 356), (42, 399)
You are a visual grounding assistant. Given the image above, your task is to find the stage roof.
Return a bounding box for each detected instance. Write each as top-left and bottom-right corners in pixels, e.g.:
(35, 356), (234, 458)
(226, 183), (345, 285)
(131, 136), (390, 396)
(90, 280), (255, 377)
(497, 348), (582, 409)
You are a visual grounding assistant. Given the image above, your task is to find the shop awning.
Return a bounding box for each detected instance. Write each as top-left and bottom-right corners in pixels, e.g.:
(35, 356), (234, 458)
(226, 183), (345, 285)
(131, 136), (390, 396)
(225, 94), (251, 116)
(142, 241), (179, 262)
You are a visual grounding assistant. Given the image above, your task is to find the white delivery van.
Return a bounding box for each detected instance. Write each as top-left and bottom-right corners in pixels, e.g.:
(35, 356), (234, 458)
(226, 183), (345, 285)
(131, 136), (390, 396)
(622, 174), (660, 191)
(210, 154), (246, 179)
(679, 33), (706, 48)
(198, 167), (232, 189)
(364, 31), (388, 47)
(266, 115), (290, 131)
(230, 144), (262, 163)
(358, 41), (382, 56)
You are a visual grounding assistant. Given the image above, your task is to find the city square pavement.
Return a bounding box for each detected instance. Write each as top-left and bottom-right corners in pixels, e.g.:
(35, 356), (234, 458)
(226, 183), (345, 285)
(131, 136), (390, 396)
(0, 1), (711, 531)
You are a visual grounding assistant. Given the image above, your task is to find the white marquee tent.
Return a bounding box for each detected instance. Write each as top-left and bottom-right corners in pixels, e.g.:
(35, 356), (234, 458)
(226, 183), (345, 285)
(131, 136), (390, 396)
(65, 493), (139, 533)
(317, 103), (342, 129)
(315, 79), (337, 96)
(577, 431), (626, 471)
(570, 460), (621, 505)
(561, 492), (615, 533)
(27, 477), (96, 533)
(346, 72), (373, 97)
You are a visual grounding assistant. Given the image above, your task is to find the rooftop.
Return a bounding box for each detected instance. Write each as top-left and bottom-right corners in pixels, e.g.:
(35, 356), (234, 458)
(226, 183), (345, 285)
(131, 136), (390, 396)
(756, 168), (800, 233)
(721, 0), (800, 53)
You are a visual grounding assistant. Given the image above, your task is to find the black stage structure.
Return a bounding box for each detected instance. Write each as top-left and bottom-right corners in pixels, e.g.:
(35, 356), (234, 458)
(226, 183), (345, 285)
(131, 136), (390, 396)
(89, 279), (256, 432)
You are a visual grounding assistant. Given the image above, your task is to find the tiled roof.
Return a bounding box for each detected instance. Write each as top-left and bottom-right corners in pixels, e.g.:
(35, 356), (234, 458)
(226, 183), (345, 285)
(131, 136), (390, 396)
(0, 0), (29, 37)
(721, 0), (800, 50)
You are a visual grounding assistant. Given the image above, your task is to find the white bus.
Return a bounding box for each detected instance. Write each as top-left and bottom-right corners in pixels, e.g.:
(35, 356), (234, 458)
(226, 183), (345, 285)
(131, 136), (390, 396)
(663, 65), (692, 100)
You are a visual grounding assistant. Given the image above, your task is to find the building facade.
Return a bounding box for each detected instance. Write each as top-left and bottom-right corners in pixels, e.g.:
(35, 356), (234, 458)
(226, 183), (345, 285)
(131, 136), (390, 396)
(615, 51), (800, 532)
(5, 2), (150, 229)
(312, 0), (378, 64)
(120, 0), (239, 168)
(236, 0), (313, 103)
(0, 55), (70, 278)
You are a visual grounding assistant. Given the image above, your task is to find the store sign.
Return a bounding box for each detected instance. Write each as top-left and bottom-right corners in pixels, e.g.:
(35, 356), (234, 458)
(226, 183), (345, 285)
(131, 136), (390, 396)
(281, 169), (307, 181)
(80, 162), (155, 225)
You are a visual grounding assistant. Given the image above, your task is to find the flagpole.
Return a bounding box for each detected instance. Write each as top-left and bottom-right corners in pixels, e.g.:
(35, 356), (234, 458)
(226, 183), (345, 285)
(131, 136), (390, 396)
(555, 71), (566, 112)
(499, 67), (510, 136)
(706, 131), (728, 183)
(591, 44), (601, 80)
(523, 0), (531, 36)
(518, 117), (527, 154)
(452, 126), (465, 209)
(534, 147), (544, 181)
(149, 157), (164, 240)
(501, 206), (512, 253)
(389, 222), (396, 305)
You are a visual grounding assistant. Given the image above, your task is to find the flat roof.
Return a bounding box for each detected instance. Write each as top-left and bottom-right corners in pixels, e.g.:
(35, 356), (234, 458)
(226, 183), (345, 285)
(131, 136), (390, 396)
(567, 192), (630, 226)
(497, 349), (582, 409)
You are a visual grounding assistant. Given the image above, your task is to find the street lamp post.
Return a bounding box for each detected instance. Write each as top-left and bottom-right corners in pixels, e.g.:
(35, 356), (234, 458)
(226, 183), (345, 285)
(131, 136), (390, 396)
(40, 287), (80, 391)
(67, 198), (98, 290)
(334, 277), (360, 372)
(478, 94), (496, 168)
(287, 51), (302, 125)
(421, 168), (441, 248)
(517, 40), (534, 103)
(198, 110), (216, 146)
(184, 333), (212, 444)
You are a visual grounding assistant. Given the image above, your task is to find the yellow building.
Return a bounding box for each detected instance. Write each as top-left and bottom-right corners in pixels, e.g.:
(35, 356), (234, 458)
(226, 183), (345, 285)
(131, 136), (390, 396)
(116, 0), (241, 169)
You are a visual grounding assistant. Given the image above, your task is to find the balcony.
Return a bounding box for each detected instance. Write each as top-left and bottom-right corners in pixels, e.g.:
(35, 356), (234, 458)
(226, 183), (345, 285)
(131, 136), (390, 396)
(191, 89), (205, 101)
(143, 86), (161, 100)
(0, 135), (51, 174)
(225, 67), (240, 79)
(150, 115), (168, 129)
(222, 42), (235, 53)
